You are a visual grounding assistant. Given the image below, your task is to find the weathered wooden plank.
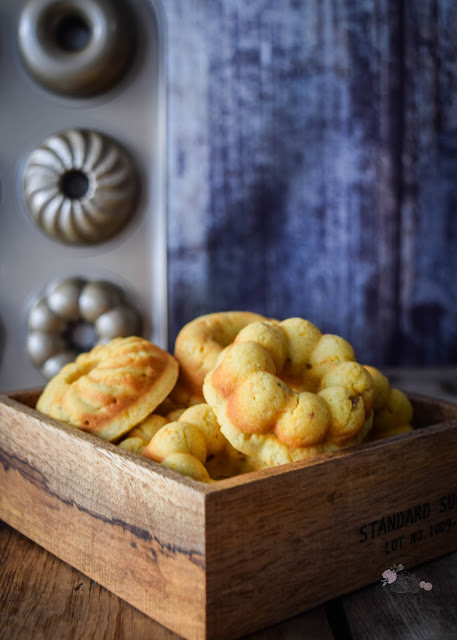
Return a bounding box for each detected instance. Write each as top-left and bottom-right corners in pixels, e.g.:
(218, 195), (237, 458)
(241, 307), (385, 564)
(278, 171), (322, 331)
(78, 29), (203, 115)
(0, 520), (336, 640)
(336, 552), (457, 640)
(203, 396), (457, 638)
(166, 0), (403, 365)
(2, 390), (457, 639)
(400, 0), (457, 365)
(0, 395), (207, 640)
(166, 1), (457, 366)
(0, 521), (180, 640)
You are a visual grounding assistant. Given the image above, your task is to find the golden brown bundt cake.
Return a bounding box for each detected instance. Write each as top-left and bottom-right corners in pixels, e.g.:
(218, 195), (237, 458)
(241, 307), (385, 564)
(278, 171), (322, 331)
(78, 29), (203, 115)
(141, 403), (259, 481)
(172, 311), (268, 404)
(364, 366), (413, 440)
(118, 413), (170, 453)
(203, 318), (374, 467)
(36, 336), (179, 441)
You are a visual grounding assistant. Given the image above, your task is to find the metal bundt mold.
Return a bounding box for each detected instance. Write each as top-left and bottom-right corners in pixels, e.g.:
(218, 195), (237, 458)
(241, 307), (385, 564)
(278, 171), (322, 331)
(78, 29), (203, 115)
(23, 129), (139, 245)
(18, 0), (136, 98)
(0, 0), (166, 392)
(27, 277), (142, 379)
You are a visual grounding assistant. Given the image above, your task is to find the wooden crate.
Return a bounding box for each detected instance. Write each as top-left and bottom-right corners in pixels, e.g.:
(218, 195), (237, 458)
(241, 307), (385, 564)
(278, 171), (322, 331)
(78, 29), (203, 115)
(1, 389), (457, 640)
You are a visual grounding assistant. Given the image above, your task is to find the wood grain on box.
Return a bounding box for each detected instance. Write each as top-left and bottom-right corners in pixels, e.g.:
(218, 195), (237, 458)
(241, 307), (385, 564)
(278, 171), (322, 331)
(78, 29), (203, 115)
(1, 390), (457, 639)
(0, 391), (206, 640)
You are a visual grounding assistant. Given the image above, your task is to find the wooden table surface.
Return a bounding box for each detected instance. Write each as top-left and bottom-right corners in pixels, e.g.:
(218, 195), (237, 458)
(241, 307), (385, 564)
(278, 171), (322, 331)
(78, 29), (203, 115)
(1, 368), (457, 640)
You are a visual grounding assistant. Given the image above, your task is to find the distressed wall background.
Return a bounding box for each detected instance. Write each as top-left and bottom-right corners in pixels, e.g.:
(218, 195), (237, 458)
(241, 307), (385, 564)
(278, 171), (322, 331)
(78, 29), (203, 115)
(166, 0), (457, 366)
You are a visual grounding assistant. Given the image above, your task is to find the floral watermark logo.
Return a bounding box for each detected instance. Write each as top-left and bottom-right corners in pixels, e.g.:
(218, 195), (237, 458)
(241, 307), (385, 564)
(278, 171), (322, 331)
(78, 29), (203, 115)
(381, 563), (432, 592)
(381, 563), (404, 586)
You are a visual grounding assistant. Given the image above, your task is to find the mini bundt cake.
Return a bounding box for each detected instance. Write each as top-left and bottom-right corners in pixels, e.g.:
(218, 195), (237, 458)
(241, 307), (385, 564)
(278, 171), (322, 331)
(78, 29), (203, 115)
(364, 366), (413, 440)
(172, 311), (267, 404)
(142, 403), (259, 481)
(203, 318), (374, 467)
(36, 336), (179, 441)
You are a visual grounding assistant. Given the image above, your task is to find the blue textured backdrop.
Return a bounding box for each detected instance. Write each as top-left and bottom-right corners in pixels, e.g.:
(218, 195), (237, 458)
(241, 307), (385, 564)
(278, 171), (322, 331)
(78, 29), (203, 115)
(165, 0), (457, 366)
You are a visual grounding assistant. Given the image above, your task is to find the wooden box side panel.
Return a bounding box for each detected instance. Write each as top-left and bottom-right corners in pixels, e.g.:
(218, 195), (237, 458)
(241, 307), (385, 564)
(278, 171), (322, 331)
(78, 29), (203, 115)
(409, 393), (457, 426)
(0, 396), (207, 640)
(205, 421), (457, 639)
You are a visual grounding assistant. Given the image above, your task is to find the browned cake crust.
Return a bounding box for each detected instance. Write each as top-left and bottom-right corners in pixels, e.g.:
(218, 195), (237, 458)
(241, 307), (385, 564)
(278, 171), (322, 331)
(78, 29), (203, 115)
(363, 365), (413, 441)
(203, 318), (375, 467)
(172, 311), (267, 404)
(140, 402), (259, 481)
(36, 336), (179, 441)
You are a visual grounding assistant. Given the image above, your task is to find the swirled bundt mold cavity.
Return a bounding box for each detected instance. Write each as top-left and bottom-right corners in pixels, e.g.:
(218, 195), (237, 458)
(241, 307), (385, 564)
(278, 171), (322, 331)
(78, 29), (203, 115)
(23, 129), (139, 245)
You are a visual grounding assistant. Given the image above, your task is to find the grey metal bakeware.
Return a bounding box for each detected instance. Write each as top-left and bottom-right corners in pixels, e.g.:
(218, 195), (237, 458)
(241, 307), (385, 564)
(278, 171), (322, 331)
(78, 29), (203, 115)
(0, 0), (166, 392)
(23, 129), (139, 245)
(18, 0), (136, 98)
(26, 277), (141, 379)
